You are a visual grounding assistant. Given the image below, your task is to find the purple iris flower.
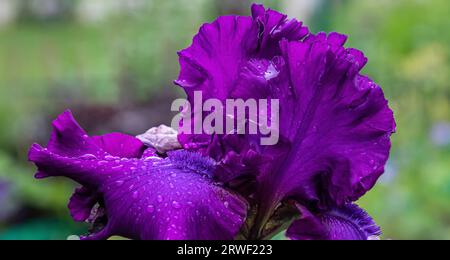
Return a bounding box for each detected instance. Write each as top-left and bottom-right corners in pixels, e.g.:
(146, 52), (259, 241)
(28, 4), (395, 240)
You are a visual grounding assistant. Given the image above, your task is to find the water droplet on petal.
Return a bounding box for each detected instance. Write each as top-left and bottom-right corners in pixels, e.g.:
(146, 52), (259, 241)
(105, 155), (116, 161)
(172, 201), (181, 209)
(80, 154), (97, 160)
(264, 63), (280, 81)
(147, 205), (155, 213)
(157, 195), (163, 203)
(115, 180), (124, 187)
(132, 191), (139, 199)
(224, 201), (229, 208)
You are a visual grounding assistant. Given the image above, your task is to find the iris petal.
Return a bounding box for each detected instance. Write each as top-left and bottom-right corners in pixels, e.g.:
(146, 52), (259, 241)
(68, 186), (99, 222)
(176, 4), (308, 154)
(90, 133), (146, 158)
(28, 111), (247, 240)
(286, 204), (381, 240)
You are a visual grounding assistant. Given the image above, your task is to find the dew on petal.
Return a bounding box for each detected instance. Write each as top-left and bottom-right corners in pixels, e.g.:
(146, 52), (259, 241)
(172, 201), (181, 209)
(104, 155), (117, 161)
(147, 205), (155, 213)
(80, 154), (97, 160)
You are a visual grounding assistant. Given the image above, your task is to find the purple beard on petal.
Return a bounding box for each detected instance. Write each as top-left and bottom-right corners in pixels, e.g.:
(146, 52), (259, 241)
(175, 4), (395, 239)
(28, 111), (247, 240)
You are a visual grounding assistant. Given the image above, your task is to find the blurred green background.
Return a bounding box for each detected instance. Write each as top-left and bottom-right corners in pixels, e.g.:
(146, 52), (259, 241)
(0, 0), (449, 240)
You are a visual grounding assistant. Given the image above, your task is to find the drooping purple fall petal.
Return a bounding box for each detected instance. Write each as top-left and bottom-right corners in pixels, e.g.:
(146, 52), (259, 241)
(286, 204), (381, 240)
(28, 111), (247, 240)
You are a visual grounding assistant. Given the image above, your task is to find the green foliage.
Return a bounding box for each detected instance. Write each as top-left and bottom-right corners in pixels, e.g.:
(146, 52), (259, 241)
(0, 218), (85, 240)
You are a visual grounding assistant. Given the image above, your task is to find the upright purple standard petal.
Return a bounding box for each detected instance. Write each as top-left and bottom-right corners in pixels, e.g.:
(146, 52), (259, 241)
(28, 111), (247, 240)
(176, 4), (308, 152)
(251, 3), (309, 58)
(286, 204), (381, 240)
(176, 4), (395, 239)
